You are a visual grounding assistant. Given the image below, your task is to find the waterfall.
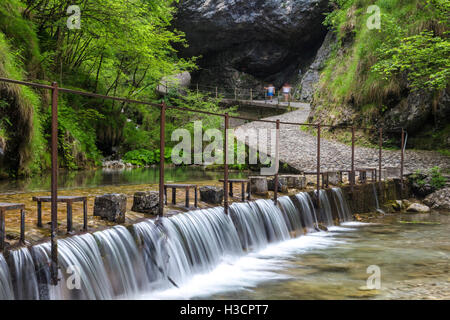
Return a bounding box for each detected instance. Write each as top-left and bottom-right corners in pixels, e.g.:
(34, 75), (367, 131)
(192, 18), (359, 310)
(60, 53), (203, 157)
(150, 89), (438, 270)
(133, 219), (191, 289)
(161, 207), (242, 274)
(317, 190), (334, 226)
(371, 183), (385, 214)
(0, 254), (13, 300)
(32, 233), (114, 300)
(230, 199), (290, 251)
(332, 188), (353, 222)
(9, 248), (39, 300)
(93, 226), (148, 298)
(278, 196), (303, 234)
(0, 188), (353, 300)
(295, 192), (318, 230)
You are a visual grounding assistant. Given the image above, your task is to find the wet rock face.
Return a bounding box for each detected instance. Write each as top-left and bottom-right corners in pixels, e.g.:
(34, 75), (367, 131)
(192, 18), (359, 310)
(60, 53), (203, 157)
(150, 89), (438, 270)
(175, 0), (329, 86)
(300, 31), (336, 102)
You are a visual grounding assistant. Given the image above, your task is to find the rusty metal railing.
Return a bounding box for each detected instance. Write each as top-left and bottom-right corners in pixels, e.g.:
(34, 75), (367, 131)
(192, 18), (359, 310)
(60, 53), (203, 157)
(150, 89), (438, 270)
(0, 76), (407, 285)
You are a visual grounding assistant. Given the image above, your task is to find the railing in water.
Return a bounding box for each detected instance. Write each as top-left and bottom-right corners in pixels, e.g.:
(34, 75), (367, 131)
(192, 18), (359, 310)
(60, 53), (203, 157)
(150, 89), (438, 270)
(0, 77), (407, 286)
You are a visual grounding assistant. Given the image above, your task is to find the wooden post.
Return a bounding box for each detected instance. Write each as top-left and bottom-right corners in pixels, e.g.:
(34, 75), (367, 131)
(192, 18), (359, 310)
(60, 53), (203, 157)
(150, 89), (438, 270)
(50, 82), (59, 286)
(159, 102), (166, 217)
(234, 87), (237, 101)
(196, 83), (199, 97)
(250, 89), (253, 101)
(224, 113), (229, 214)
(216, 86), (218, 99)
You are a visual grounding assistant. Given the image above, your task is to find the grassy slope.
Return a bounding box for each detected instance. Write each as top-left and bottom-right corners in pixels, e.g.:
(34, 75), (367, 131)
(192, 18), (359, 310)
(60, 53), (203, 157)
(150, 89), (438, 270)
(312, 0), (449, 151)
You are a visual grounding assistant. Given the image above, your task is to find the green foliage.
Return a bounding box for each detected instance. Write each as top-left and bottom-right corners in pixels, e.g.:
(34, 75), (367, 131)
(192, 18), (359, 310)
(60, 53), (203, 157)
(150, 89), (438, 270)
(317, 0), (450, 123)
(123, 148), (172, 166)
(430, 166), (446, 189)
(411, 166), (446, 190)
(372, 30), (450, 91)
(0, 0), (202, 177)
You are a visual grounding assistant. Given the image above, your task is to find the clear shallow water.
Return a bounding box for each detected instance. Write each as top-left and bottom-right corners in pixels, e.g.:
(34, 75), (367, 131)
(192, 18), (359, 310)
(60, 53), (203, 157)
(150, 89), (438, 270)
(0, 167), (246, 193)
(141, 214), (450, 300)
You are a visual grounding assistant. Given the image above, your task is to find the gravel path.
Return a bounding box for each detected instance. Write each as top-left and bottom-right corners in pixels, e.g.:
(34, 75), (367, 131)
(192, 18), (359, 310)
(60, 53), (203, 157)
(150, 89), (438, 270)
(235, 104), (450, 173)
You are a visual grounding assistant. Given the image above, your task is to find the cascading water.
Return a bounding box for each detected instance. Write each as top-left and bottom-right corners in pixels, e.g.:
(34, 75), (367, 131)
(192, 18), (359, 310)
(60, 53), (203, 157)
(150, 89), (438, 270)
(317, 190), (334, 226)
(93, 226), (148, 298)
(295, 192), (319, 230)
(0, 188), (353, 300)
(332, 188), (353, 222)
(277, 196), (304, 235)
(0, 254), (13, 300)
(230, 199), (290, 251)
(371, 183), (385, 214)
(32, 233), (114, 300)
(9, 248), (39, 300)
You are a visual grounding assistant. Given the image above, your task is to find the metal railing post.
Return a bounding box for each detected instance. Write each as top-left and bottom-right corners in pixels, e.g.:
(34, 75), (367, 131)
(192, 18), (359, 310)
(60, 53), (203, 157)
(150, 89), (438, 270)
(159, 102), (166, 217)
(379, 128), (383, 182)
(401, 128), (405, 192)
(224, 113), (229, 214)
(317, 123), (321, 209)
(351, 126), (355, 191)
(274, 120), (280, 204)
(50, 82), (59, 286)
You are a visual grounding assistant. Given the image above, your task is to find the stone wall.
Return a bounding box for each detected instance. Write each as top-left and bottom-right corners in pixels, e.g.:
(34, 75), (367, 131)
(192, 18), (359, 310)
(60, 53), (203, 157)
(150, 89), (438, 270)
(339, 179), (411, 214)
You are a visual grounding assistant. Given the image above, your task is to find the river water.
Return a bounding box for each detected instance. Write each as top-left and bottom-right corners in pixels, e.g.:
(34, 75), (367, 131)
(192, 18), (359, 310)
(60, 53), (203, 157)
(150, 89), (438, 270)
(142, 213), (450, 300)
(0, 167), (247, 194)
(0, 167), (448, 300)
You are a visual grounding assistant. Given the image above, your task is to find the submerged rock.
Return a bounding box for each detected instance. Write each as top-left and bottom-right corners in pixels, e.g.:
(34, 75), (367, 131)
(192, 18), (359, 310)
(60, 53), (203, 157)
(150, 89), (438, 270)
(94, 194), (127, 223)
(406, 203), (431, 213)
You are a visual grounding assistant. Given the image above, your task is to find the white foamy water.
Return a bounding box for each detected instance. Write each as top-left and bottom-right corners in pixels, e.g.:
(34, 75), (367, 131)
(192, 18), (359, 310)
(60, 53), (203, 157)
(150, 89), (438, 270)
(138, 229), (354, 300)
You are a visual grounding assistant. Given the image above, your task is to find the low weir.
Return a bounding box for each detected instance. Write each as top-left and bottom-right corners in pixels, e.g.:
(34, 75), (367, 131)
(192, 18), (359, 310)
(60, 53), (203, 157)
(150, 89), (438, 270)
(0, 189), (353, 300)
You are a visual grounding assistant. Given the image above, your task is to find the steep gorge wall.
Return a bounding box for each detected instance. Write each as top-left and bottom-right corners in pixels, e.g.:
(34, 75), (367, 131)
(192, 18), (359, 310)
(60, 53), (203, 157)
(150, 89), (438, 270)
(175, 0), (330, 89)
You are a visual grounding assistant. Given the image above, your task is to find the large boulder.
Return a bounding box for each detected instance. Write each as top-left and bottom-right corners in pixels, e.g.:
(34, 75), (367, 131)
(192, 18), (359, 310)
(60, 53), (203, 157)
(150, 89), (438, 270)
(94, 194), (127, 223)
(199, 186), (224, 205)
(406, 203), (431, 213)
(175, 0), (329, 86)
(132, 191), (159, 215)
(423, 188), (450, 210)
